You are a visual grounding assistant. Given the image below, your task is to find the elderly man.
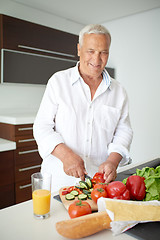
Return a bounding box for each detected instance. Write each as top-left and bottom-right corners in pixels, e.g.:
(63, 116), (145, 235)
(33, 24), (133, 192)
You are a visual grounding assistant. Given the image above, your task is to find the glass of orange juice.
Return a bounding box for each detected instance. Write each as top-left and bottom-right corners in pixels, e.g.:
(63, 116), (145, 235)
(31, 172), (52, 219)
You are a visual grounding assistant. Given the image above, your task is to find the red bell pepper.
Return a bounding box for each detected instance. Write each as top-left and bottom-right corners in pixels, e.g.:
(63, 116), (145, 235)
(126, 175), (146, 200)
(106, 181), (130, 200)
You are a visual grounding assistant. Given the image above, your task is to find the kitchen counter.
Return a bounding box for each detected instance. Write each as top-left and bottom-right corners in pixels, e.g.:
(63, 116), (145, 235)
(0, 194), (136, 240)
(1, 158), (159, 240)
(0, 110), (37, 124)
(0, 138), (16, 152)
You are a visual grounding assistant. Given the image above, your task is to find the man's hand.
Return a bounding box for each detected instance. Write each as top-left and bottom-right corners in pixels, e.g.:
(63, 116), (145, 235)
(52, 143), (87, 180)
(98, 152), (122, 183)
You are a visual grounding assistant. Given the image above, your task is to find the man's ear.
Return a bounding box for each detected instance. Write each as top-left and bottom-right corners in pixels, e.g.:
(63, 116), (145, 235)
(77, 43), (80, 57)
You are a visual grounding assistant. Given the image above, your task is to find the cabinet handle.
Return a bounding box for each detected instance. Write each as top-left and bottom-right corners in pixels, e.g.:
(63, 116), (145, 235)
(18, 149), (38, 155)
(18, 44), (76, 58)
(18, 138), (35, 143)
(19, 183), (32, 189)
(18, 127), (33, 131)
(19, 164), (41, 172)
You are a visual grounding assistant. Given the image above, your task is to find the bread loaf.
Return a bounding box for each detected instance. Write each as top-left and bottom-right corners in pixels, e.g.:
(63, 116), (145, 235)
(56, 211), (111, 239)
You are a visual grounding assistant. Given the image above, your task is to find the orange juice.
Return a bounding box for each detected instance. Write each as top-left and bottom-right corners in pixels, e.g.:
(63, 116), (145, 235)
(32, 189), (51, 215)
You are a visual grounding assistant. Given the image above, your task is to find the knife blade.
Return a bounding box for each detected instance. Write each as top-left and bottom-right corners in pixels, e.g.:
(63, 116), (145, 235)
(85, 174), (92, 180)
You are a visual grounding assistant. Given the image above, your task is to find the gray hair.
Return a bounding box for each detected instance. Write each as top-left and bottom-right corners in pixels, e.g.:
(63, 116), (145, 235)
(79, 24), (111, 46)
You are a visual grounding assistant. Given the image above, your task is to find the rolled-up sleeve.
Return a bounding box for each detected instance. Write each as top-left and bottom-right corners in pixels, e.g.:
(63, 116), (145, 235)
(108, 90), (133, 165)
(33, 78), (64, 159)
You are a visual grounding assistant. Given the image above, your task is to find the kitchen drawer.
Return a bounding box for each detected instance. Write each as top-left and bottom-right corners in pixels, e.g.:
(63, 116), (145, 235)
(15, 162), (41, 183)
(14, 145), (41, 166)
(15, 180), (32, 203)
(16, 135), (36, 148)
(0, 150), (14, 187)
(15, 124), (33, 136)
(0, 184), (15, 209)
(0, 123), (33, 141)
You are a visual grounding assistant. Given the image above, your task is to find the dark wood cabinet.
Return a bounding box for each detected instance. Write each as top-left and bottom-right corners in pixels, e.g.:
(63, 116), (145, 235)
(0, 14), (78, 58)
(0, 14), (79, 84)
(0, 123), (42, 205)
(0, 150), (15, 209)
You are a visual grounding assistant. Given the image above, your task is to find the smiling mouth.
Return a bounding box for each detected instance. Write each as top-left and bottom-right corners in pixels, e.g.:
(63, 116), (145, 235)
(89, 63), (101, 68)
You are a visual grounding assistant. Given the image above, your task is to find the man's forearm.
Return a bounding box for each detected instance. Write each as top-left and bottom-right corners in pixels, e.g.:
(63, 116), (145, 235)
(51, 143), (87, 180)
(106, 152), (122, 168)
(51, 143), (74, 163)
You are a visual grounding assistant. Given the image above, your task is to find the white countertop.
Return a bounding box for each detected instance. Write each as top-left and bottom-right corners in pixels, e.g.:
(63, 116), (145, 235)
(0, 138), (16, 152)
(0, 111), (37, 125)
(0, 194), (136, 240)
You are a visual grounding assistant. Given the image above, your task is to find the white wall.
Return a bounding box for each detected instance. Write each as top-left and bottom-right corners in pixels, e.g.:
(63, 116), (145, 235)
(0, 0), (83, 112)
(103, 8), (160, 164)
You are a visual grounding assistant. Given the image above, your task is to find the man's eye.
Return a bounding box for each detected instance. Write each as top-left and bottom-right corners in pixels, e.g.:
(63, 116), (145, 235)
(101, 51), (108, 55)
(87, 50), (94, 54)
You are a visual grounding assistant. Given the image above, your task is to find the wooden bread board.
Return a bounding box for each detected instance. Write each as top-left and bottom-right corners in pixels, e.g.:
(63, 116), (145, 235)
(59, 187), (98, 212)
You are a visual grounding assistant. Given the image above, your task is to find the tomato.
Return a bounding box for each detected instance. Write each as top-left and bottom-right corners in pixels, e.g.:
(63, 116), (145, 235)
(106, 181), (130, 200)
(93, 183), (107, 190)
(67, 186), (76, 193)
(68, 200), (92, 218)
(91, 188), (108, 203)
(92, 172), (105, 184)
(62, 190), (69, 195)
(63, 186), (82, 195)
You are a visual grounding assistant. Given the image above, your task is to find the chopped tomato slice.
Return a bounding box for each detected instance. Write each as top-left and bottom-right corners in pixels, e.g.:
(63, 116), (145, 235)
(62, 190), (69, 195)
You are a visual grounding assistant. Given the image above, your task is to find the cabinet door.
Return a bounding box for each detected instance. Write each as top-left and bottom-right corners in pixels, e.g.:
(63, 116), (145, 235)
(0, 151), (14, 186)
(2, 14), (78, 58)
(15, 180), (32, 204)
(0, 184), (15, 209)
(1, 14), (78, 84)
(0, 151), (15, 208)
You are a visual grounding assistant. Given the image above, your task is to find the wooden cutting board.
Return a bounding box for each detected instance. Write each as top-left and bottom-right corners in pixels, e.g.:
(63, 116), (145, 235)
(59, 187), (98, 212)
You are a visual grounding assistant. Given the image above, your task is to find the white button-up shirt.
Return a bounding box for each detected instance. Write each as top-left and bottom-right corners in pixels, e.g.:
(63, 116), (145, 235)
(33, 63), (133, 191)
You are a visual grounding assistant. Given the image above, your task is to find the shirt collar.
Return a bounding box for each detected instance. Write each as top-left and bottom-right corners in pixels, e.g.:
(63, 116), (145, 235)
(71, 62), (112, 90)
(102, 68), (112, 90)
(71, 62), (81, 85)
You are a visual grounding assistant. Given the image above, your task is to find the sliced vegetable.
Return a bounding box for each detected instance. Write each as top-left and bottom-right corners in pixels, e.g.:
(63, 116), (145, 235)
(87, 194), (92, 200)
(62, 190), (69, 195)
(75, 185), (82, 189)
(70, 190), (79, 196)
(65, 193), (75, 201)
(79, 181), (89, 190)
(82, 189), (91, 195)
(86, 178), (92, 188)
(78, 193), (88, 200)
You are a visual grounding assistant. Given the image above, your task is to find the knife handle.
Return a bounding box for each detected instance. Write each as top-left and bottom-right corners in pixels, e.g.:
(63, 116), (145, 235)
(56, 211), (111, 239)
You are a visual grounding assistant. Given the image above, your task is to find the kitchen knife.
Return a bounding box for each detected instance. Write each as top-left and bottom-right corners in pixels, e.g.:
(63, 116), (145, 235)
(85, 174), (92, 180)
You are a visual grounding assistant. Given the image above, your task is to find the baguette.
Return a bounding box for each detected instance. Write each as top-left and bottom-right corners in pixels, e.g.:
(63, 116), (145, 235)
(56, 211), (111, 239)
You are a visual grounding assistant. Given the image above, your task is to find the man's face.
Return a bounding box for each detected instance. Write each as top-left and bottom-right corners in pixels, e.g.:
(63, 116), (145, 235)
(77, 33), (110, 78)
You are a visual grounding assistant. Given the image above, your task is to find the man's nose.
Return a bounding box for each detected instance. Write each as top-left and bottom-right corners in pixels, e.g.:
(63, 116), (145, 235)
(93, 52), (101, 63)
